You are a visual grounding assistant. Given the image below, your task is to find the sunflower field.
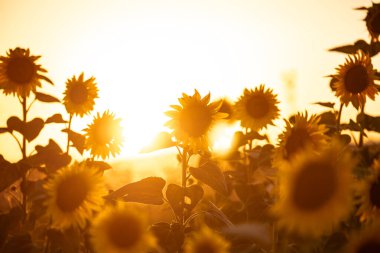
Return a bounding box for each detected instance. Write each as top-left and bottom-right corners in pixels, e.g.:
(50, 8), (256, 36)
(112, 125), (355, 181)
(1, 3), (380, 253)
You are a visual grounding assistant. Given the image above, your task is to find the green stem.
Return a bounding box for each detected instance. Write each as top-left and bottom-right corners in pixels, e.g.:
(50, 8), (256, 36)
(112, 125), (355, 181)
(66, 114), (73, 154)
(336, 103), (343, 133)
(181, 147), (188, 225)
(359, 104), (365, 147)
(21, 96), (27, 219)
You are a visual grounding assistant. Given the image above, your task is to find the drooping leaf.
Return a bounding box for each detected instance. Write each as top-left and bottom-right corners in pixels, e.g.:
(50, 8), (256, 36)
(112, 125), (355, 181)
(313, 102), (335, 109)
(37, 74), (54, 85)
(106, 177), (166, 205)
(166, 184), (204, 219)
(7, 117), (45, 142)
(85, 160), (112, 171)
(28, 139), (71, 173)
(35, 92), (60, 103)
(357, 113), (380, 133)
(341, 119), (361, 132)
(140, 132), (175, 153)
(0, 128), (9, 134)
(0, 156), (30, 192)
(62, 129), (85, 154)
(189, 161), (229, 196)
(329, 40), (370, 55)
(45, 114), (67, 124)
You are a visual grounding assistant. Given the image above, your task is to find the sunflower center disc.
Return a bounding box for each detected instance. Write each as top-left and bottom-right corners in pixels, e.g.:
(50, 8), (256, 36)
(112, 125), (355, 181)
(6, 57), (35, 84)
(69, 84), (88, 104)
(246, 95), (270, 119)
(56, 174), (89, 212)
(369, 179), (380, 208)
(357, 240), (380, 253)
(107, 214), (142, 249)
(194, 241), (217, 253)
(180, 103), (212, 138)
(344, 65), (369, 94)
(292, 161), (337, 211)
(284, 128), (310, 159)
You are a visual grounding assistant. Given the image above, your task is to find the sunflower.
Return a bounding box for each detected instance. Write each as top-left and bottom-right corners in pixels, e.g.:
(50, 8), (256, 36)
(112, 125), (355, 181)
(362, 3), (380, 42)
(0, 47), (53, 97)
(233, 85), (280, 131)
(272, 141), (355, 237)
(345, 222), (380, 253)
(84, 111), (123, 159)
(63, 73), (98, 117)
(44, 162), (107, 230)
(333, 50), (378, 109)
(165, 90), (227, 153)
(273, 112), (329, 168)
(184, 226), (230, 253)
(356, 160), (380, 222)
(90, 203), (156, 253)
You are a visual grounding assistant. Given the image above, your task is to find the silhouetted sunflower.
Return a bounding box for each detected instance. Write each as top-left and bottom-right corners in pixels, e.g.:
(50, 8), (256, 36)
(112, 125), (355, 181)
(362, 2), (380, 42)
(84, 111), (123, 159)
(273, 141), (355, 237)
(0, 47), (52, 97)
(44, 163), (106, 230)
(63, 73), (98, 117)
(184, 226), (230, 253)
(165, 90), (227, 153)
(357, 160), (380, 222)
(333, 50), (378, 109)
(234, 85), (280, 130)
(90, 203), (156, 253)
(345, 222), (380, 253)
(273, 112), (328, 168)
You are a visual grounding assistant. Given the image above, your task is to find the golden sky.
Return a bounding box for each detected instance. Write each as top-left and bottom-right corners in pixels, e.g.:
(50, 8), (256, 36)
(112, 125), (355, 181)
(0, 0), (379, 161)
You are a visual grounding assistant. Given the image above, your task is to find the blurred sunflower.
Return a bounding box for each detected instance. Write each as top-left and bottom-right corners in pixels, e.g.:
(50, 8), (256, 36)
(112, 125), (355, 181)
(184, 226), (230, 253)
(0, 47), (52, 97)
(90, 203), (156, 253)
(357, 160), (380, 222)
(273, 112), (328, 168)
(333, 50), (378, 109)
(234, 85), (280, 131)
(272, 141), (355, 237)
(84, 111), (123, 159)
(44, 162), (106, 230)
(362, 2), (380, 42)
(165, 90), (227, 152)
(345, 222), (380, 253)
(63, 73), (98, 117)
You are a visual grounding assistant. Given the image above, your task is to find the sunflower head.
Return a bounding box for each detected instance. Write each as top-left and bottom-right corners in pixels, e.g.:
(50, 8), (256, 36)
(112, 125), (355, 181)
(272, 140), (356, 237)
(361, 3), (380, 42)
(233, 85), (280, 130)
(273, 112), (329, 168)
(345, 222), (380, 253)
(0, 47), (53, 97)
(184, 226), (230, 253)
(333, 50), (378, 109)
(357, 160), (380, 222)
(90, 203), (156, 253)
(165, 90), (227, 153)
(44, 162), (107, 230)
(63, 73), (98, 117)
(84, 111), (123, 159)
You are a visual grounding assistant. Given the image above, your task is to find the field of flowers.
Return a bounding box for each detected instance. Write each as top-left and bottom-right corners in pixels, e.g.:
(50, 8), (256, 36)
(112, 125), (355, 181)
(1, 3), (380, 253)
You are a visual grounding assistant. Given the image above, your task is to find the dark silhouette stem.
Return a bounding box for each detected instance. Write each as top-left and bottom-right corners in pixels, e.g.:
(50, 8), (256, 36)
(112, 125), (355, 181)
(66, 114), (73, 154)
(181, 147), (188, 225)
(336, 103), (343, 133)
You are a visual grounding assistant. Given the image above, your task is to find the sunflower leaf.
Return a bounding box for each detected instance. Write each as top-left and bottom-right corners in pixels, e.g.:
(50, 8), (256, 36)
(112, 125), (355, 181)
(35, 92), (60, 103)
(45, 114), (67, 124)
(61, 129), (85, 155)
(313, 102), (335, 109)
(140, 132), (175, 153)
(166, 184), (204, 219)
(38, 74), (54, 85)
(328, 40), (370, 55)
(107, 177), (166, 205)
(7, 117), (45, 142)
(356, 113), (380, 132)
(189, 161), (229, 196)
(0, 156), (30, 192)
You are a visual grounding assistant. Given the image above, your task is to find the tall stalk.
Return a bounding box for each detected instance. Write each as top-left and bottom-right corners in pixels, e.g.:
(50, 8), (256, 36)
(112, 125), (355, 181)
(21, 96), (27, 218)
(336, 103), (343, 133)
(181, 147), (188, 225)
(66, 114), (73, 154)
